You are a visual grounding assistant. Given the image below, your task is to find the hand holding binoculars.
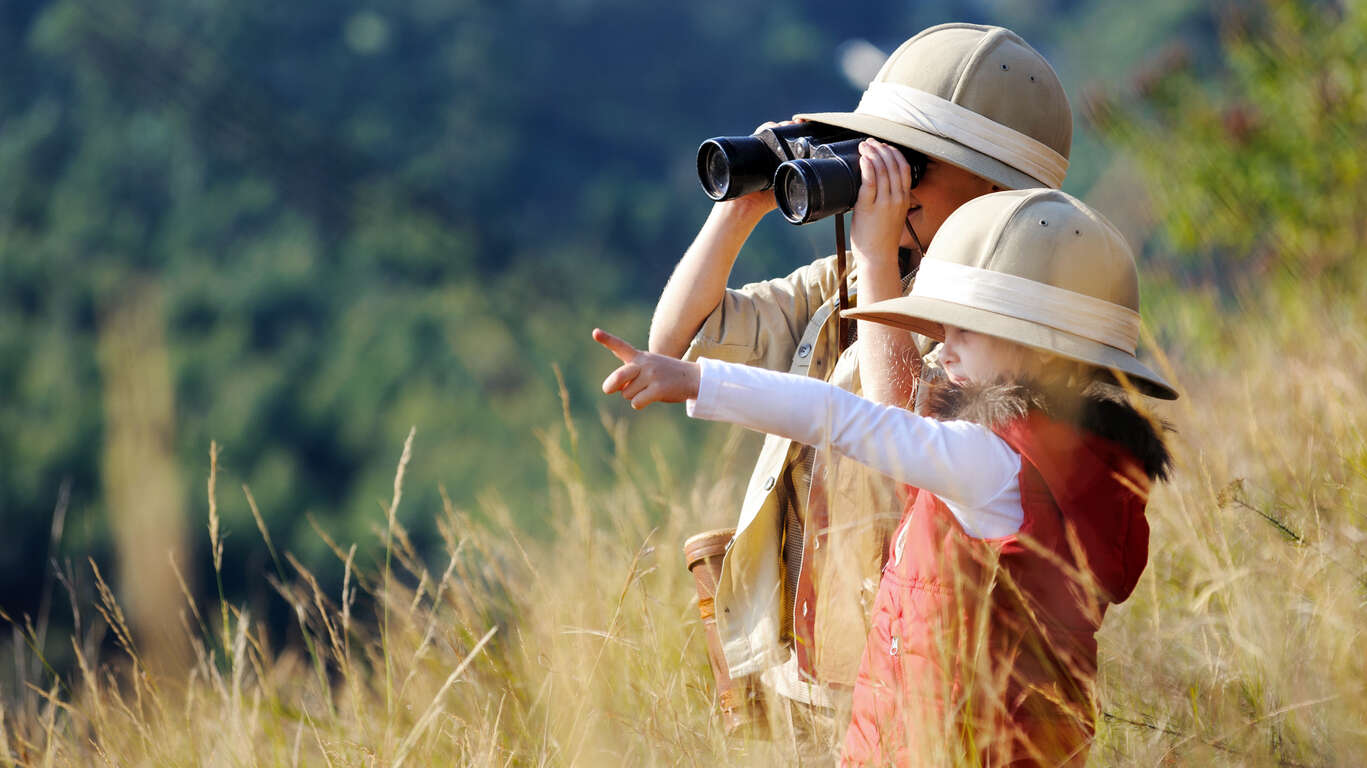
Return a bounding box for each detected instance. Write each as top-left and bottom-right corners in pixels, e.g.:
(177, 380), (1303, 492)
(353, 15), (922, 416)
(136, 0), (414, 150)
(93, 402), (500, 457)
(697, 122), (927, 225)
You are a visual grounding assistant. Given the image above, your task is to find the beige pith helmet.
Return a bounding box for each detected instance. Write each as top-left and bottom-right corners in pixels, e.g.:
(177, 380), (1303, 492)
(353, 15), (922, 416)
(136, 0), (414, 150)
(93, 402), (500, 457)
(844, 189), (1178, 400)
(796, 24), (1072, 190)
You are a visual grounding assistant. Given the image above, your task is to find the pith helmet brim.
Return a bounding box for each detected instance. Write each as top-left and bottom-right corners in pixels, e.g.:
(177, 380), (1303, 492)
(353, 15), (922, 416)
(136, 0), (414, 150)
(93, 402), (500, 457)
(845, 296), (1179, 400)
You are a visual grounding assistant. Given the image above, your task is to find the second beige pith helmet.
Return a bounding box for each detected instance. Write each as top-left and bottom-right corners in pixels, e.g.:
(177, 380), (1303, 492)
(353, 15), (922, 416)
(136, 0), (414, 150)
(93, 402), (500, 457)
(844, 189), (1178, 400)
(797, 24), (1072, 191)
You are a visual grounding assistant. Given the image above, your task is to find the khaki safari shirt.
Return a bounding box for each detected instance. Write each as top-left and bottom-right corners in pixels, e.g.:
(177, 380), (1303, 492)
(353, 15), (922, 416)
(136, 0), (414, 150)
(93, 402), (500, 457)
(683, 254), (920, 695)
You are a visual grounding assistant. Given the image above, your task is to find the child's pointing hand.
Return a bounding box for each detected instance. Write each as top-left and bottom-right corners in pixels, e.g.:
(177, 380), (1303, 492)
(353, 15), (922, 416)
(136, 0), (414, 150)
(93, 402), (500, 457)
(593, 329), (701, 409)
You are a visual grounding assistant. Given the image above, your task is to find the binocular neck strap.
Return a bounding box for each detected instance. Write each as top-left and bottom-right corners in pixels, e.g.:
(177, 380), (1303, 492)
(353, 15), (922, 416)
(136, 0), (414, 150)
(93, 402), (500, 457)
(835, 213), (851, 352)
(834, 218), (924, 353)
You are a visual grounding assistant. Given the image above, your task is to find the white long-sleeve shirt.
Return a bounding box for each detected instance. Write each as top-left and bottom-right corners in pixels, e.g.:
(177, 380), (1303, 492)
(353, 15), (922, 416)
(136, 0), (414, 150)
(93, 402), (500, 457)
(687, 357), (1024, 538)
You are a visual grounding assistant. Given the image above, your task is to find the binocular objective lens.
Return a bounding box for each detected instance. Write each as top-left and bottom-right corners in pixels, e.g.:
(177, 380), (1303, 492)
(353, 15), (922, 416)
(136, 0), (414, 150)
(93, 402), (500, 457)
(782, 168), (809, 220)
(701, 146), (730, 199)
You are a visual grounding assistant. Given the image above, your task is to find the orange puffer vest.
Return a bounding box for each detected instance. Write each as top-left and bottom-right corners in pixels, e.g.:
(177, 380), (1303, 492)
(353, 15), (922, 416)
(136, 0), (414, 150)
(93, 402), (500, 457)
(841, 409), (1155, 767)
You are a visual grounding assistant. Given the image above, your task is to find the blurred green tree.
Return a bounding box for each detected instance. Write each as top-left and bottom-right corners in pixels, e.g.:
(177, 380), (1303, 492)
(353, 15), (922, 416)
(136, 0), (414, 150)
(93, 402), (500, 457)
(1091, 0), (1367, 281)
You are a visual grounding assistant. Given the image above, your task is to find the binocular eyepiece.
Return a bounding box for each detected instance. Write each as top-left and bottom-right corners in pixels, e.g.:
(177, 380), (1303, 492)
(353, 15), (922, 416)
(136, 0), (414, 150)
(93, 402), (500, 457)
(697, 124), (927, 225)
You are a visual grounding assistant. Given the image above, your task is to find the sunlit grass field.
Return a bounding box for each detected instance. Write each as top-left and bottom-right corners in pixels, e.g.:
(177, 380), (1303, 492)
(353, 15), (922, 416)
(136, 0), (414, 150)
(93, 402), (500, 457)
(2, 276), (1365, 766)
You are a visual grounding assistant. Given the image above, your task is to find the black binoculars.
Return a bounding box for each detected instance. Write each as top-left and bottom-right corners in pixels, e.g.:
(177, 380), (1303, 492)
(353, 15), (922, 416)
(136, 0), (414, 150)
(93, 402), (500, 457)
(696, 123), (927, 225)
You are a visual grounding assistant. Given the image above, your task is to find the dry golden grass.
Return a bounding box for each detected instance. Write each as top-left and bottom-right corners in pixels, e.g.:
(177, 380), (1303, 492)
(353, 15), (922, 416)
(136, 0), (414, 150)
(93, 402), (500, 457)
(1091, 283), (1367, 766)
(1, 283), (1364, 766)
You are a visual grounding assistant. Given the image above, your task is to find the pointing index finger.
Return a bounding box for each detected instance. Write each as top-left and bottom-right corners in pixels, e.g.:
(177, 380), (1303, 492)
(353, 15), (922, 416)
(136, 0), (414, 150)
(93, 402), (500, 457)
(593, 328), (640, 363)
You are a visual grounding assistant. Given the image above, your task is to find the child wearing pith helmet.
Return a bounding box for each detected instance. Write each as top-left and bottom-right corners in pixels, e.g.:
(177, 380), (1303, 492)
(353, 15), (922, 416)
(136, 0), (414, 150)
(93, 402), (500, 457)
(595, 189), (1175, 766)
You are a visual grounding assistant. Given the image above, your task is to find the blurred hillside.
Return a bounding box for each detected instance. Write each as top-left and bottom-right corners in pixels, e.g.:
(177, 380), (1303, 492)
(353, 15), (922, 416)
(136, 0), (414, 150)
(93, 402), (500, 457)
(0, 0), (1217, 630)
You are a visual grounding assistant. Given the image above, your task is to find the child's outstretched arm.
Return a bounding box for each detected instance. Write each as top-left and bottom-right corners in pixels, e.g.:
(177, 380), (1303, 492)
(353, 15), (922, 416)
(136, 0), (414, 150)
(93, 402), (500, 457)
(594, 328), (700, 409)
(594, 337), (1022, 536)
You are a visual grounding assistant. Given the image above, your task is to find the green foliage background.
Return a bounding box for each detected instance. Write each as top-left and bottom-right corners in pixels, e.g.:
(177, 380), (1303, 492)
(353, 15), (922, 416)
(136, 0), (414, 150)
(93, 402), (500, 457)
(0, 0), (1229, 624)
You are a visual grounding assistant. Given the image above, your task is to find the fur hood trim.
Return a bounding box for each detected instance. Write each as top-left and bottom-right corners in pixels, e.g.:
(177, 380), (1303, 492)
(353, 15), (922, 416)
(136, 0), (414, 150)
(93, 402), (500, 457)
(926, 379), (1173, 481)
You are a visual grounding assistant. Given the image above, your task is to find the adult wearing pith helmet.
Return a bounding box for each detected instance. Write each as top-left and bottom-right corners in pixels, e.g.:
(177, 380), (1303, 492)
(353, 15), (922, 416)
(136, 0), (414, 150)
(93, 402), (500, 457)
(647, 23), (1074, 748)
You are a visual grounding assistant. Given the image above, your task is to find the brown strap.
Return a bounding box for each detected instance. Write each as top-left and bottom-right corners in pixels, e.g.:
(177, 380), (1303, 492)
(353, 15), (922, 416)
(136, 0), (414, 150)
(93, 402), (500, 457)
(835, 213), (851, 352)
